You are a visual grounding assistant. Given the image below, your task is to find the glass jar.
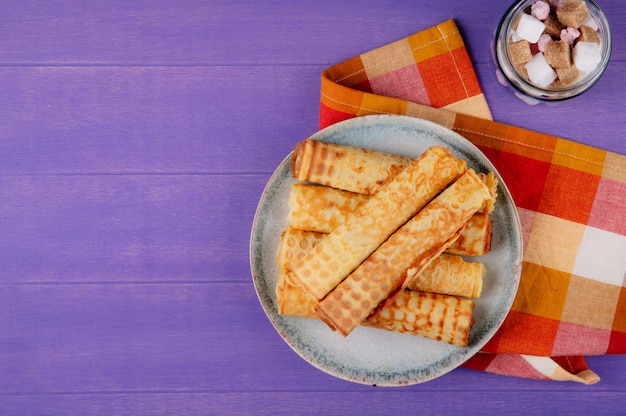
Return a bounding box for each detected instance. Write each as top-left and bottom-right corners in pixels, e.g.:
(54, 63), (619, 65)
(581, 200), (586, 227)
(492, 0), (611, 104)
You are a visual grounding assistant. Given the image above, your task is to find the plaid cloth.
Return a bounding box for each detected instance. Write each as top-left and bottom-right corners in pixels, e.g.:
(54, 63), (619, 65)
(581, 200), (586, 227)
(318, 20), (626, 384)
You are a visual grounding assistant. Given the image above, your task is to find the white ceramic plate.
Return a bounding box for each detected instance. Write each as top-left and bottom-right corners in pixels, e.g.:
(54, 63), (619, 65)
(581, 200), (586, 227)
(250, 114), (522, 386)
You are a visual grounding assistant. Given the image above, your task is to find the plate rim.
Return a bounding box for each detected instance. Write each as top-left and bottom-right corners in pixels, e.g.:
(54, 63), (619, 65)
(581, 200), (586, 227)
(250, 114), (523, 386)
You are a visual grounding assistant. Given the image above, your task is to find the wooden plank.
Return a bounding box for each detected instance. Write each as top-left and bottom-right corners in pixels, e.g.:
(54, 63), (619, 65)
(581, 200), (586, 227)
(0, 282), (282, 393)
(0, 66), (321, 175)
(1, 64), (625, 178)
(1, 391), (625, 416)
(0, 174), (265, 283)
(0, 1), (520, 66)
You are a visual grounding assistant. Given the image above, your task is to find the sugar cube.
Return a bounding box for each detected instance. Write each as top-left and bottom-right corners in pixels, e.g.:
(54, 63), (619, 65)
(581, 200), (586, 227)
(579, 25), (601, 44)
(509, 40), (533, 67)
(543, 14), (564, 38)
(573, 41), (601, 72)
(544, 40), (572, 68)
(557, 0), (589, 28)
(555, 65), (580, 87)
(516, 13), (546, 43)
(525, 52), (558, 88)
(582, 14), (599, 31)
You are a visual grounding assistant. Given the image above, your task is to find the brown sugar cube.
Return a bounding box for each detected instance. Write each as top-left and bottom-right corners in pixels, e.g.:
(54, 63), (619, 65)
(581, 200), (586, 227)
(512, 15), (520, 31)
(579, 25), (601, 44)
(555, 65), (580, 87)
(544, 40), (572, 69)
(508, 40), (533, 68)
(516, 65), (529, 81)
(556, 0), (590, 28)
(543, 14), (564, 38)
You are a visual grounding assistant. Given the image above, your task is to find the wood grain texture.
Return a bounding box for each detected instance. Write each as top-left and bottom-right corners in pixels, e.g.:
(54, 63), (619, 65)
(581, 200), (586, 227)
(1, 0), (623, 65)
(0, 175), (262, 282)
(0, 66), (321, 174)
(1, 391), (626, 416)
(1, 63), (624, 174)
(1, 0), (625, 414)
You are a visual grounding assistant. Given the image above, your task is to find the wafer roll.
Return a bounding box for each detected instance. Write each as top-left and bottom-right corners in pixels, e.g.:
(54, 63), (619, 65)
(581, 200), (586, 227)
(477, 172), (498, 214)
(287, 183), (493, 255)
(446, 212), (492, 257)
(287, 184), (369, 234)
(277, 268), (319, 319)
(316, 169), (491, 337)
(291, 139), (412, 195)
(406, 253), (484, 298)
(277, 226), (326, 271)
(287, 146), (466, 301)
(364, 290), (475, 347)
(276, 227), (323, 318)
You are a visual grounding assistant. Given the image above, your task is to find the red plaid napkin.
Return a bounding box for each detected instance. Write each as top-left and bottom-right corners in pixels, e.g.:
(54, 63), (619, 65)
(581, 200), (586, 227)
(319, 20), (626, 384)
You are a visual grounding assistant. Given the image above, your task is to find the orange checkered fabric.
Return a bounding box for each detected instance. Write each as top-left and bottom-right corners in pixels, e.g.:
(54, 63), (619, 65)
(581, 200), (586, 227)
(318, 20), (626, 384)
(321, 20), (492, 125)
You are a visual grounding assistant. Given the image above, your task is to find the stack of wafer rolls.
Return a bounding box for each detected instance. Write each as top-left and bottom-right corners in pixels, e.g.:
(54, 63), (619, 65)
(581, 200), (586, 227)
(276, 227), (476, 346)
(315, 169), (491, 336)
(277, 139), (498, 347)
(286, 145), (467, 301)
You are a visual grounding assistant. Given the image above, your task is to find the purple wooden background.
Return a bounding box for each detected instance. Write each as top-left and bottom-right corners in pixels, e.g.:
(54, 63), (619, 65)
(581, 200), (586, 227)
(1, 1), (625, 414)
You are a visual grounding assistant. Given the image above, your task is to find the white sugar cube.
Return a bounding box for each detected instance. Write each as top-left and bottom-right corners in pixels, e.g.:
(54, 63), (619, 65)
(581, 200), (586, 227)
(516, 13), (546, 43)
(510, 29), (523, 43)
(573, 41), (602, 72)
(583, 15), (599, 31)
(525, 52), (557, 88)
